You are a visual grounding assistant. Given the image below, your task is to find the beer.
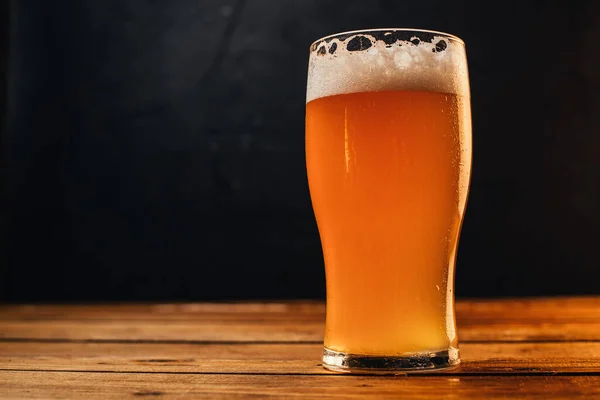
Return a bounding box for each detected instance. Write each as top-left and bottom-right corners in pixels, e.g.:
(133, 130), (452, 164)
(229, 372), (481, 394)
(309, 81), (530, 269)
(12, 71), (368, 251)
(306, 30), (472, 372)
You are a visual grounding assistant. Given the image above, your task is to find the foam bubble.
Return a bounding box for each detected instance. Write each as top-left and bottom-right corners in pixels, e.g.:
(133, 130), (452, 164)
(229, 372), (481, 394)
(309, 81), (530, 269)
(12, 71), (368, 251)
(306, 31), (470, 103)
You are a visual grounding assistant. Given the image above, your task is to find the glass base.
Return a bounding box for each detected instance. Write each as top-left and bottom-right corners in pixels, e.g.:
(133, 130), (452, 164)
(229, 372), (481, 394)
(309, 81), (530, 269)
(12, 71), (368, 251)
(322, 347), (460, 374)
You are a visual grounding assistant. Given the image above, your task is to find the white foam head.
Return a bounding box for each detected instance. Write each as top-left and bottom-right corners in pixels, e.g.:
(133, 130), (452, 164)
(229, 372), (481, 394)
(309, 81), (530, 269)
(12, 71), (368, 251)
(306, 29), (470, 103)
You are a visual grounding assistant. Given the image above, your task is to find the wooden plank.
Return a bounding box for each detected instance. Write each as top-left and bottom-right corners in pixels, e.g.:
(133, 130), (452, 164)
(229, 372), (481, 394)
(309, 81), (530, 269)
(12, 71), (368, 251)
(0, 302), (326, 321)
(1, 297), (599, 321)
(1, 371), (599, 399)
(1, 342), (600, 375)
(3, 318), (600, 342)
(455, 297), (600, 321)
(1, 297), (599, 342)
(0, 319), (325, 342)
(459, 321), (600, 342)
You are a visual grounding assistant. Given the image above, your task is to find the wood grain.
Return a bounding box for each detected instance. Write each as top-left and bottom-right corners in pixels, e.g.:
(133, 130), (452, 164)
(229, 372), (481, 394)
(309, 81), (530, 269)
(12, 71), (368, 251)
(1, 371), (599, 399)
(1, 297), (599, 343)
(1, 342), (600, 375)
(0, 302), (327, 321)
(2, 298), (600, 398)
(455, 297), (600, 321)
(3, 318), (600, 343)
(0, 319), (325, 342)
(2, 297), (598, 321)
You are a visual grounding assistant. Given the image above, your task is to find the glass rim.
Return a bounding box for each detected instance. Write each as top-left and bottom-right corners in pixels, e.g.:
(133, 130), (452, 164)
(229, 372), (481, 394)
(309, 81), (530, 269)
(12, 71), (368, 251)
(310, 28), (465, 49)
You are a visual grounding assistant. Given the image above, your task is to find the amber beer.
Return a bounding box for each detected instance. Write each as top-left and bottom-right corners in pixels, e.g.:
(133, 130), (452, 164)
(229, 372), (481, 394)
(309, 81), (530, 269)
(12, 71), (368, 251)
(306, 30), (472, 372)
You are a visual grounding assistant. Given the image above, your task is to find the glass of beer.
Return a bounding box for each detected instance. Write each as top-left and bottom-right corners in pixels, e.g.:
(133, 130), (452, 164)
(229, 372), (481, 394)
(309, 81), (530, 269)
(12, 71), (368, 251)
(306, 29), (472, 373)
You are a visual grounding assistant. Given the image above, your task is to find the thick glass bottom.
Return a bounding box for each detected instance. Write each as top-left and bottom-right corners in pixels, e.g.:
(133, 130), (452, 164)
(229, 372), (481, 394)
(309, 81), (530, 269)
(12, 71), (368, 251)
(322, 347), (460, 374)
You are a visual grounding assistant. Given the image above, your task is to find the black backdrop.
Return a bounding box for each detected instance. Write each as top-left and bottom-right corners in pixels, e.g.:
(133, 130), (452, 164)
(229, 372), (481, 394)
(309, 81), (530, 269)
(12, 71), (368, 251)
(2, 0), (599, 302)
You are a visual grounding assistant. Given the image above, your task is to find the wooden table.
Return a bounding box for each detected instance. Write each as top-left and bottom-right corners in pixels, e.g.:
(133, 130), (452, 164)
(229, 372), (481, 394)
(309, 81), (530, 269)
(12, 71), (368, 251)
(1, 297), (600, 398)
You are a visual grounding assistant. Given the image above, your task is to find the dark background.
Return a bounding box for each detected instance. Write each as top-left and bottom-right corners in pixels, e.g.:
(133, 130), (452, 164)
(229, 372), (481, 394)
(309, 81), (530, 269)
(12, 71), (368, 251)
(2, 0), (599, 302)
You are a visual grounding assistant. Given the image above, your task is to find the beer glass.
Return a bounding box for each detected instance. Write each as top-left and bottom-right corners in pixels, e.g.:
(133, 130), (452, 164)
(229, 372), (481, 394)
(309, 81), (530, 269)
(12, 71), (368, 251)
(305, 29), (472, 373)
